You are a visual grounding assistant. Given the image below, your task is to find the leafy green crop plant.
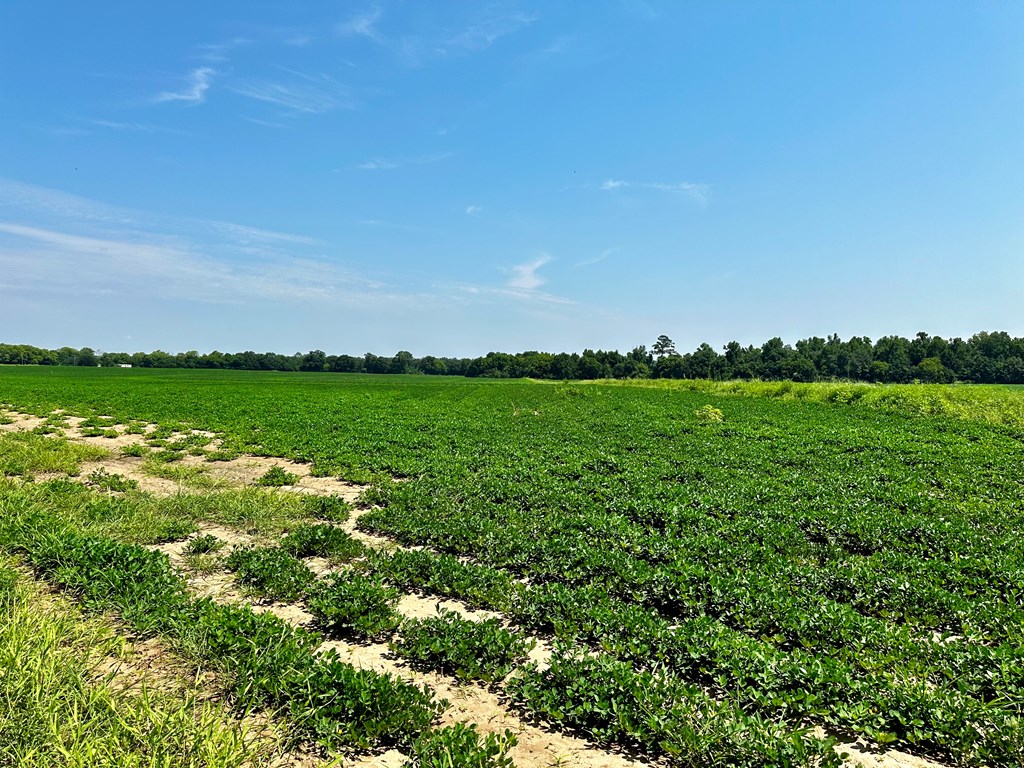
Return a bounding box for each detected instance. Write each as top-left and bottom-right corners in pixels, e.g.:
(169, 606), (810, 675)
(300, 494), (353, 522)
(307, 572), (402, 641)
(404, 723), (517, 768)
(280, 523), (365, 561)
(393, 608), (534, 682)
(224, 546), (315, 601)
(367, 548), (514, 611)
(0, 500), (446, 753)
(508, 649), (845, 767)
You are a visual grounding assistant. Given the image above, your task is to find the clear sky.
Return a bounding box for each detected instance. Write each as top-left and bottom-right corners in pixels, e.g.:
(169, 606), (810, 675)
(1, 2), (1022, 357)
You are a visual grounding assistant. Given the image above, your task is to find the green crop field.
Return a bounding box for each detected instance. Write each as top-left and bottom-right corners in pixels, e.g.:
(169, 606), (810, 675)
(1, 366), (1023, 767)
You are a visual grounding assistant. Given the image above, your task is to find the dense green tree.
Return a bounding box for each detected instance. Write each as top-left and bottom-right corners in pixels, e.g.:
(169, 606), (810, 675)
(300, 350), (327, 372)
(651, 335), (677, 359)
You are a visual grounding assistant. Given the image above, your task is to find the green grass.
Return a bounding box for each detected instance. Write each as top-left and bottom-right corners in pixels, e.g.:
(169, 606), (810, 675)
(582, 377), (1024, 430)
(9, 481), (315, 544)
(140, 457), (226, 489)
(0, 431), (108, 478)
(0, 559), (285, 768)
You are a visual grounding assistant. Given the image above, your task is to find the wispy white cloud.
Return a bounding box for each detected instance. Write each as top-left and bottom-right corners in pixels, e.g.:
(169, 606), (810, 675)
(241, 116), (291, 129)
(337, 7), (384, 41)
(233, 70), (355, 114)
(354, 151), (455, 171)
(155, 67), (215, 104)
(357, 158), (400, 170)
(575, 248), (614, 268)
(0, 221), (375, 306)
(506, 253), (552, 291)
(444, 14), (536, 54)
(207, 221), (323, 247)
(87, 119), (188, 135)
(455, 283), (574, 306)
(600, 178), (709, 203)
(465, 205), (482, 215)
(0, 179), (598, 350)
(337, 7), (535, 66)
(196, 38), (251, 64)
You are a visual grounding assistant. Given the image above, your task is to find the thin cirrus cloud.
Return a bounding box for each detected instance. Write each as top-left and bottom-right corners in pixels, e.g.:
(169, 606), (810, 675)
(337, 7), (385, 42)
(0, 221), (378, 307)
(600, 178), (709, 203)
(155, 67), (215, 104)
(575, 248), (614, 268)
(354, 151), (455, 171)
(357, 158), (400, 170)
(232, 71), (356, 114)
(337, 6), (535, 64)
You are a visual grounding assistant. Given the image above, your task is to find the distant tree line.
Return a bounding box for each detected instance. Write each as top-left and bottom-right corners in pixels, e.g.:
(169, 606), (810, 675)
(2, 331), (1024, 384)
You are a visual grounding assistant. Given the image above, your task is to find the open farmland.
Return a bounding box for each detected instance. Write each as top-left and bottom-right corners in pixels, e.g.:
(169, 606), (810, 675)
(1, 367), (1023, 767)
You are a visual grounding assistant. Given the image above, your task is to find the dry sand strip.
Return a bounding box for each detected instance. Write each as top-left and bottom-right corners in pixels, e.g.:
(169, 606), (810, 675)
(0, 408), (955, 768)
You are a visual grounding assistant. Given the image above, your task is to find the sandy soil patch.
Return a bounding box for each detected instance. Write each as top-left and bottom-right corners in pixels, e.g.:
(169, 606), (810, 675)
(841, 743), (950, 768)
(0, 411), (48, 433)
(2, 408), (366, 500)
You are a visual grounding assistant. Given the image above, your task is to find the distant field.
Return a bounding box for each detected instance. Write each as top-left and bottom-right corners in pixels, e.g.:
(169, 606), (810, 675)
(581, 376), (1024, 430)
(1, 366), (1022, 766)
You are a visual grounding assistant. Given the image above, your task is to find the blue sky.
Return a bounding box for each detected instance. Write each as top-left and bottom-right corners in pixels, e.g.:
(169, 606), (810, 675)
(1, 2), (1022, 357)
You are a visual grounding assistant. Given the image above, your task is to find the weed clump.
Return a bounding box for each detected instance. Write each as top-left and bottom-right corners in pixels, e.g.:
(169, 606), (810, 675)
(694, 404), (724, 423)
(87, 468), (138, 493)
(255, 466), (299, 487)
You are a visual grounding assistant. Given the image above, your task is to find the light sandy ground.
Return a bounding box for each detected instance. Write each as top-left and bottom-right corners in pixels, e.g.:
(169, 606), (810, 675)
(0, 408), (364, 500)
(1, 407), (956, 768)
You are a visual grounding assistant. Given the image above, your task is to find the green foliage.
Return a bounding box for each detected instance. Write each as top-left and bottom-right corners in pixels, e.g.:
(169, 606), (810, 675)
(367, 548), (514, 611)
(283, 651), (443, 750)
(183, 533), (224, 555)
(3, 370), (1024, 765)
(255, 466), (300, 487)
(300, 494), (352, 522)
(508, 650), (845, 767)
(87, 467), (138, 492)
(0, 431), (108, 478)
(307, 572), (402, 641)
(0, 562), (283, 767)
(393, 608), (533, 682)
(404, 724), (517, 768)
(694, 404), (724, 422)
(0, 501), (444, 753)
(224, 546), (314, 602)
(205, 449), (241, 461)
(280, 523), (365, 560)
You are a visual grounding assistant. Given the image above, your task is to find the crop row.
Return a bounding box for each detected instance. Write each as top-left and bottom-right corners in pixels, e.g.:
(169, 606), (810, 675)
(220, 543), (854, 766)
(0, 497), (524, 765)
